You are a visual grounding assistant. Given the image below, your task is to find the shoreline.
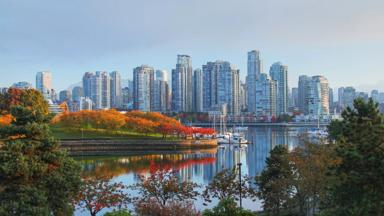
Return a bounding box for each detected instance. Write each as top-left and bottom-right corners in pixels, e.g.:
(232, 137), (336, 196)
(60, 138), (218, 156)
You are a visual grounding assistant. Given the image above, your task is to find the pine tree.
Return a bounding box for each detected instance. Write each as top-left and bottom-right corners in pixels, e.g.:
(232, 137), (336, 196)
(0, 91), (81, 215)
(325, 98), (384, 215)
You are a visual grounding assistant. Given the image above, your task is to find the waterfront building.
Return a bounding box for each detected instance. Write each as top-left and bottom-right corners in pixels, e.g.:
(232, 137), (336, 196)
(133, 65), (154, 111)
(340, 86), (356, 109)
(202, 60), (240, 115)
(152, 70), (170, 112)
(82, 71), (111, 110)
(298, 75), (329, 115)
(291, 87), (299, 110)
(110, 71), (122, 108)
(269, 62), (288, 115)
(247, 50), (262, 113)
(172, 55), (193, 112)
(12, 81), (33, 89)
(72, 86), (83, 102)
(36, 71), (52, 100)
(192, 69), (203, 112)
(239, 82), (247, 112)
(255, 73), (277, 117)
(307, 76), (329, 115)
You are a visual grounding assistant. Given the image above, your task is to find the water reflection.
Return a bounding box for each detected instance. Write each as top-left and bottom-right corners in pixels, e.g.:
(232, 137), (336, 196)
(75, 127), (306, 213)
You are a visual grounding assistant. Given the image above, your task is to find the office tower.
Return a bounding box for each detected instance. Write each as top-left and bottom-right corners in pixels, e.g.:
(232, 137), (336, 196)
(239, 82), (247, 112)
(36, 71), (52, 99)
(12, 81), (33, 89)
(192, 69), (203, 112)
(356, 91), (369, 101)
(72, 86), (83, 102)
(247, 50), (262, 113)
(59, 90), (71, 103)
(172, 55), (193, 112)
(50, 89), (58, 103)
(269, 62), (288, 115)
(371, 90), (379, 102)
(298, 75), (311, 114)
(110, 71), (122, 108)
(82, 72), (93, 99)
(202, 60), (240, 115)
(338, 87), (345, 109)
(379, 92), (384, 103)
(342, 87), (356, 109)
(133, 65), (154, 111)
(79, 97), (93, 110)
(291, 87), (299, 109)
(329, 88), (334, 113)
(152, 70), (170, 112)
(255, 73), (277, 117)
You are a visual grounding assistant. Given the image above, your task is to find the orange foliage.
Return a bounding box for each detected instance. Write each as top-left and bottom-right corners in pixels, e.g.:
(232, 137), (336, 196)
(54, 110), (215, 137)
(0, 114), (12, 127)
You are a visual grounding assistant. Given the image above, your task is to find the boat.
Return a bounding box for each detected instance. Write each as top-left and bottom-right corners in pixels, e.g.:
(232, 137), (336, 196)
(217, 132), (248, 145)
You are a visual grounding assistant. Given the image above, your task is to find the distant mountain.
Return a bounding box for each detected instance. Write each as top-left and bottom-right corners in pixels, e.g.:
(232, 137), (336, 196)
(356, 80), (384, 92)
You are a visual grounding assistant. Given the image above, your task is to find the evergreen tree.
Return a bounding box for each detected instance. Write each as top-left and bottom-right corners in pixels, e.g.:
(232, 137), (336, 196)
(324, 98), (384, 215)
(0, 90), (81, 215)
(256, 145), (294, 216)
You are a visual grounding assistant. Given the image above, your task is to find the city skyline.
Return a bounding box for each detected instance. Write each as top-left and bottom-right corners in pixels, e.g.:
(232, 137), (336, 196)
(1, 0), (384, 91)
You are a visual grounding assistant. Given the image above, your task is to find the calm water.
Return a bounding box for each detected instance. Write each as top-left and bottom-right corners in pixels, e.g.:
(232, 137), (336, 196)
(74, 126), (310, 215)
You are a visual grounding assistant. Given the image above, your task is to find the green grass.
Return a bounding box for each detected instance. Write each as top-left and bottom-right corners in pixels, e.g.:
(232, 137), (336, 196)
(51, 127), (181, 141)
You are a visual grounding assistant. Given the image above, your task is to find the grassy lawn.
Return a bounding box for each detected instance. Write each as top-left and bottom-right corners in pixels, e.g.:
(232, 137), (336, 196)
(51, 126), (181, 141)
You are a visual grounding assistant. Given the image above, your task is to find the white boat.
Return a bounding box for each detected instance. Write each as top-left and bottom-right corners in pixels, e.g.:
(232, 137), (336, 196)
(217, 132), (248, 145)
(305, 128), (328, 139)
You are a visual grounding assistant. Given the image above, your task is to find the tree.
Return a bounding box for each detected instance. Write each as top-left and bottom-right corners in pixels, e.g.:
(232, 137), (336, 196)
(132, 168), (199, 210)
(324, 98), (384, 215)
(290, 143), (338, 216)
(202, 168), (256, 204)
(135, 199), (200, 216)
(75, 176), (130, 216)
(104, 210), (133, 216)
(256, 145), (295, 216)
(202, 198), (257, 216)
(0, 102), (81, 215)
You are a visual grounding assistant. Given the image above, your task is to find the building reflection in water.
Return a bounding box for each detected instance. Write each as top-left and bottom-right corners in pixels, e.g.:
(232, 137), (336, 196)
(78, 127), (303, 185)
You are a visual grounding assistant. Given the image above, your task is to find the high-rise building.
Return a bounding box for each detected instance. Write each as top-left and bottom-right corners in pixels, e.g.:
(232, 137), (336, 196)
(72, 86), (83, 102)
(291, 87), (299, 110)
(298, 75), (311, 114)
(59, 90), (71, 103)
(202, 60), (240, 115)
(247, 50), (262, 113)
(307, 76), (329, 115)
(192, 69), (203, 112)
(239, 82), (247, 112)
(110, 71), (122, 108)
(269, 62), (288, 115)
(329, 88), (334, 113)
(133, 65), (154, 111)
(172, 55), (193, 112)
(255, 73), (277, 117)
(12, 81), (33, 89)
(341, 87), (356, 109)
(36, 71), (52, 100)
(371, 90), (379, 102)
(298, 75), (329, 115)
(152, 70), (170, 112)
(82, 71), (110, 110)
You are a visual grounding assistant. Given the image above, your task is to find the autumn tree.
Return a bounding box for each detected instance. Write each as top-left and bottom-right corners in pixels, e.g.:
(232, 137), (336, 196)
(202, 168), (256, 205)
(290, 143), (338, 216)
(75, 176), (130, 216)
(132, 168), (199, 214)
(324, 98), (384, 215)
(0, 93), (81, 215)
(256, 145), (295, 216)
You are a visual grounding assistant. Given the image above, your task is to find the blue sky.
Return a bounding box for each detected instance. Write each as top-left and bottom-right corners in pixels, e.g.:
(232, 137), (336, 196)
(1, 0), (384, 92)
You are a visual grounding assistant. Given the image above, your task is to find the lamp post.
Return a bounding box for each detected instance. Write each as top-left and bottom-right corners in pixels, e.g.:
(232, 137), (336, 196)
(237, 162), (242, 209)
